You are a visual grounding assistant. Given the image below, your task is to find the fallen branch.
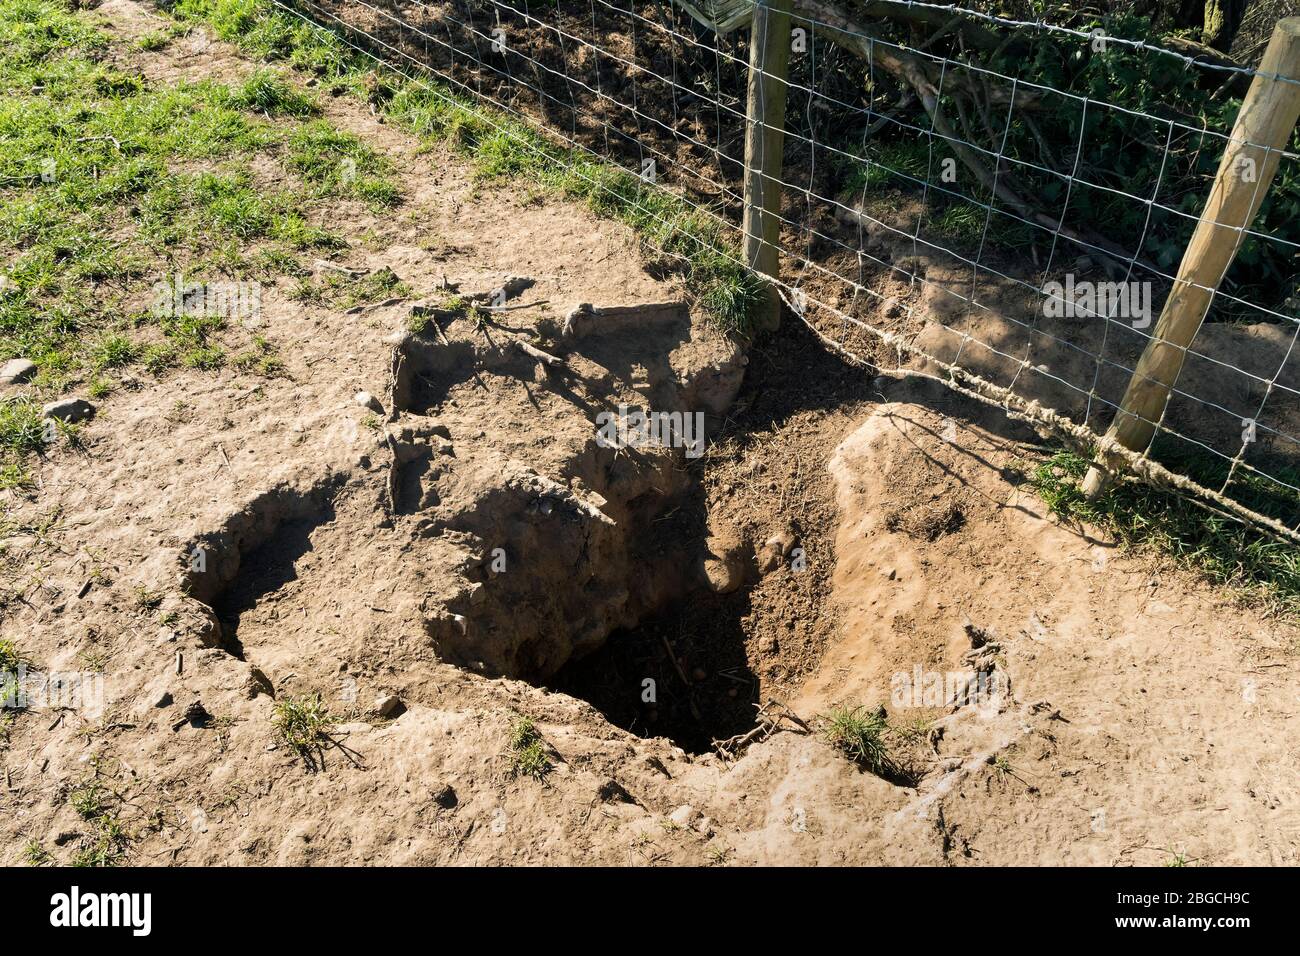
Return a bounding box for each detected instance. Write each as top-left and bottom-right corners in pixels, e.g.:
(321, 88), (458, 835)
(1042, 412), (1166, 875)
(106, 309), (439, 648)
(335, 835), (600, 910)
(512, 337), (566, 369)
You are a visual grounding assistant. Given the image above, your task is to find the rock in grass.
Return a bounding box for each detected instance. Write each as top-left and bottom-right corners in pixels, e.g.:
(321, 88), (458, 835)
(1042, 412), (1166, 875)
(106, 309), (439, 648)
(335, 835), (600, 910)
(1, 358), (36, 385)
(41, 398), (94, 423)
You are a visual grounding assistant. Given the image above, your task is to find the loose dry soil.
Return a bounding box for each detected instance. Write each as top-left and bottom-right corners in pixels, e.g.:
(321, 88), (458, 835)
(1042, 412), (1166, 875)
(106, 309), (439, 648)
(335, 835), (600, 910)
(2, 0), (1298, 866)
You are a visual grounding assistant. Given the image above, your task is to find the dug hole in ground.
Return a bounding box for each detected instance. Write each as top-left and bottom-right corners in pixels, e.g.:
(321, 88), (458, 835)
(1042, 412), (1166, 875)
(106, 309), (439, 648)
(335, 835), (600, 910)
(1, 0), (1298, 867)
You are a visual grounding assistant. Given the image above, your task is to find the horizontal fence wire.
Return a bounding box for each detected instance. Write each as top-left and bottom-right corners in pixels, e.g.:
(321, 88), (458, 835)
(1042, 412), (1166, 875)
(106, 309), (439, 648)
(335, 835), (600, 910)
(268, 0), (1300, 542)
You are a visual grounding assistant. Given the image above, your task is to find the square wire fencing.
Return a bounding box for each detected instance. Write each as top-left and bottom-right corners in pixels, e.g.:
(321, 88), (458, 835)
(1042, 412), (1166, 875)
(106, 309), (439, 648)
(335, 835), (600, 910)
(266, 0), (1300, 543)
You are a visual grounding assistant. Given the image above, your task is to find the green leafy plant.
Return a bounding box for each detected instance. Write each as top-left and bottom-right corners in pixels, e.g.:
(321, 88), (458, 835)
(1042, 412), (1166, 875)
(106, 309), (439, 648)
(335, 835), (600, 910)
(819, 704), (895, 775)
(506, 714), (553, 780)
(273, 693), (334, 755)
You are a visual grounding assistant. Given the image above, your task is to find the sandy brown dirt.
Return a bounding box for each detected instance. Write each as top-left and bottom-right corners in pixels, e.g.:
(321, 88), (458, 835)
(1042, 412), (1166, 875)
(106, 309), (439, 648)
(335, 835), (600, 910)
(2, 1), (1298, 868)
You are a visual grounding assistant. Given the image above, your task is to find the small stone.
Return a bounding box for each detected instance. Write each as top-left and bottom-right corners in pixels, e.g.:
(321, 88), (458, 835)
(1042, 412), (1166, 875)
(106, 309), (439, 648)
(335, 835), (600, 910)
(755, 546), (782, 575)
(1, 358), (36, 385)
(42, 398), (94, 423)
(880, 566), (897, 581)
(669, 804), (698, 828)
(765, 528), (797, 558)
(374, 693), (405, 719)
(354, 390), (383, 413)
(703, 556), (742, 594)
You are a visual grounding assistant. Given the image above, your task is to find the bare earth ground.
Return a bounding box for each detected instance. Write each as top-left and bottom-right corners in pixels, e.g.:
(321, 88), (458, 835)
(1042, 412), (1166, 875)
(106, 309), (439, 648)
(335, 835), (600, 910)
(1, 1), (1298, 866)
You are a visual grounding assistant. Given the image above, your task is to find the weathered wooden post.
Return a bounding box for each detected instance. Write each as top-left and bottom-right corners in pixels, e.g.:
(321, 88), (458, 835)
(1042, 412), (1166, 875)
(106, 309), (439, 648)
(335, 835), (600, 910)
(1082, 17), (1300, 497)
(742, 0), (793, 333)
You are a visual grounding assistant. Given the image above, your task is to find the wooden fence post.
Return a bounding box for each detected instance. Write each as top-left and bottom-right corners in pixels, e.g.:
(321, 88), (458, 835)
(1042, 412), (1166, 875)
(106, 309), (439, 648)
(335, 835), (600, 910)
(1082, 17), (1300, 497)
(743, 0), (793, 333)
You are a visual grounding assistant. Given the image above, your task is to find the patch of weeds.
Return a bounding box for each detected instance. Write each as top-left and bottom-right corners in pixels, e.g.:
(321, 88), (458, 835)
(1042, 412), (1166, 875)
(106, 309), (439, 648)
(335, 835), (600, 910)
(70, 779), (109, 820)
(932, 201), (987, 248)
(0, 399), (46, 459)
(132, 585), (163, 610)
(893, 715), (934, 745)
(229, 67), (317, 117)
(291, 266), (409, 310)
(168, 0), (375, 97)
(91, 333), (139, 371)
(819, 703), (895, 777)
(231, 334), (285, 376)
(135, 24), (184, 51)
(506, 714), (553, 780)
(286, 121), (400, 207)
(167, 0), (759, 336)
(273, 693), (333, 757)
(1028, 447), (1300, 616)
(0, 461), (31, 493)
(180, 344), (226, 370)
(76, 646), (108, 672)
(0, 637), (22, 674)
(86, 376), (112, 400)
(1, 637), (23, 711)
(70, 818), (129, 867)
(835, 139), (933, 196)
(23, 840), (52, 866)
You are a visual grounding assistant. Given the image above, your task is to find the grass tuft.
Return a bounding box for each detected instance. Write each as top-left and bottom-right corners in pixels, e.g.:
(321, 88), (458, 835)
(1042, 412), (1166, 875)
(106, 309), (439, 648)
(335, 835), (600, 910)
(273, 693), (333, 755)
(229, 67), (317, 117)
(820, 703), (895, 776)
(506, 714), (553, 780)
(1028, 447), (1300, 616)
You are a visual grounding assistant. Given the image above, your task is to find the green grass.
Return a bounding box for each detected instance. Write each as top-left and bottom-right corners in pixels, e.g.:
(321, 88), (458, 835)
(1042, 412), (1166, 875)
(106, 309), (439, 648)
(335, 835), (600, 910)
(66, 777), (129, 866)
(230, 333), (284, 376)
(289, 265), (409, 310)
(0, 637), (22, 711)
(506, 714), (553, 780)
(819, 704), (895, 775)
(1028, 447), (1300, 616)
(286, 121), (401, 206)
(0, 399), (43, 458)
(165, 0), (762, 337)
(0, 0), (405, 488)
(229, 67), (318, 117)
(836, 140), (933, 196)
(23, 840), (51, 865)
(0, 637), (21, 673)
(273, 693), (333, 755)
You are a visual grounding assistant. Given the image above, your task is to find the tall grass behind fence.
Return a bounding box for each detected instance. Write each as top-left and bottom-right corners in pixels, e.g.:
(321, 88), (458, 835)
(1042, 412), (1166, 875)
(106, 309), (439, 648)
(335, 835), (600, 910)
(258, 0), (1300, 541)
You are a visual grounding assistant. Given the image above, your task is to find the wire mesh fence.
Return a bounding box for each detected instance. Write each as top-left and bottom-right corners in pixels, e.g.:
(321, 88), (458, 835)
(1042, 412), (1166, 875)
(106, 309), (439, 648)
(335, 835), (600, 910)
(268, 0), (1300, 542)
